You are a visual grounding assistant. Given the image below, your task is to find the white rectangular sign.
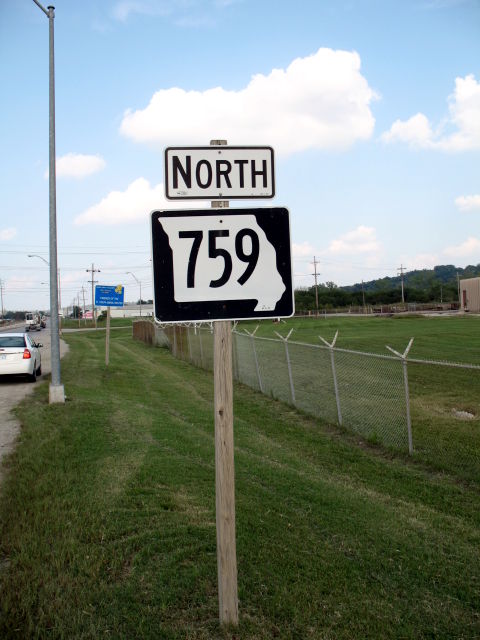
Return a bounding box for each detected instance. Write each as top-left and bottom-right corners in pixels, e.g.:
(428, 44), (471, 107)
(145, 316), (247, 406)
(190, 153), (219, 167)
(164, 146), (275, 200)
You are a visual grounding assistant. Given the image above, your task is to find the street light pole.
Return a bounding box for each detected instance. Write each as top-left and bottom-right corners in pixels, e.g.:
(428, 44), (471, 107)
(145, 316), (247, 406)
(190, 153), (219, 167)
(32, 1), (64, 403)
(126, 272), (142, 317)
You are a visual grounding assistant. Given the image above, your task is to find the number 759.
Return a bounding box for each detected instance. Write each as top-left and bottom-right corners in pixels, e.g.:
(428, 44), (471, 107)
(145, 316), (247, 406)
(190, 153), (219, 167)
(178, 228), (260, 289)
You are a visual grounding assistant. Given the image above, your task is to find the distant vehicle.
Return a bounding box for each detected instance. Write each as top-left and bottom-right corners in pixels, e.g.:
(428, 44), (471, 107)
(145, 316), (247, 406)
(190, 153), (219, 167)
(40, 316), (47, 328)
(0, 333), (42, 382)
(25, 312), (40, 332)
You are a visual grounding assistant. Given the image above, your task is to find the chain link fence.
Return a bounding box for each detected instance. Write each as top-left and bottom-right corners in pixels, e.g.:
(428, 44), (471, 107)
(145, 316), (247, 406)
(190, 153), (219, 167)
(135, 322), (480, 483)
(160, 324), (411, 452)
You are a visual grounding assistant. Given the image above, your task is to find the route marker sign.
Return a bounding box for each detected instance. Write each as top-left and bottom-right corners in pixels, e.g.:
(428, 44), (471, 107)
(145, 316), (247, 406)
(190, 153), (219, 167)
(164, 146), (275, 200)
(151, 207), (293, 322)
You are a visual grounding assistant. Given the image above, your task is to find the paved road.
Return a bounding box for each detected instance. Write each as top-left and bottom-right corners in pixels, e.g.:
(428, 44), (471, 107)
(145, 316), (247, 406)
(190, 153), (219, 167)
(0, 325), (69, 485)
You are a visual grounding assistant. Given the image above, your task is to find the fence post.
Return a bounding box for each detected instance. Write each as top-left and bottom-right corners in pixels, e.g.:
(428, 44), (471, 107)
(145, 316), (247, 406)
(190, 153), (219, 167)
(173, 326), (177, 358)
(199, 328), (204, 369)
(187, 326), (193, 363)
(232, 323), (239, 381)
(274, 328), (296, 405)
(244, 326), (263, 393)
(386, 338), (414, 455)
(319, 331), (342, 426)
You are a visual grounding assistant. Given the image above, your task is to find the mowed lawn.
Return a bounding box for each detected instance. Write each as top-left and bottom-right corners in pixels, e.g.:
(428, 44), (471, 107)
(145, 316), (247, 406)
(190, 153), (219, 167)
(239, 313), (480, 362)
(0, 328), (479, 639)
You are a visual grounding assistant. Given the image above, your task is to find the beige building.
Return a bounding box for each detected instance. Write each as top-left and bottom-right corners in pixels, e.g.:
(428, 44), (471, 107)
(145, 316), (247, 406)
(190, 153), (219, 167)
(460, 277), (480, 312)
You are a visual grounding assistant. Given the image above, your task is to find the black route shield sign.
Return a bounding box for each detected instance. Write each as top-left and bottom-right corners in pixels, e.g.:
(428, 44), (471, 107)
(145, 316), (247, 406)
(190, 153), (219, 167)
(151, 207), (294, 323)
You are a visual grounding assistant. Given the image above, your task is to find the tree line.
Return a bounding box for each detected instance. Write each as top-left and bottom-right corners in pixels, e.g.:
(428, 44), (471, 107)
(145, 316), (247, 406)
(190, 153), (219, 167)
(295, 263), (480, 312)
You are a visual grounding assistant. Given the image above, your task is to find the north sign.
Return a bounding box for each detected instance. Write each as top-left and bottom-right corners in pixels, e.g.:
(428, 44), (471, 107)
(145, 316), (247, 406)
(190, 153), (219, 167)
(151, 207), (293, 322)
(164, 146), (275, 200)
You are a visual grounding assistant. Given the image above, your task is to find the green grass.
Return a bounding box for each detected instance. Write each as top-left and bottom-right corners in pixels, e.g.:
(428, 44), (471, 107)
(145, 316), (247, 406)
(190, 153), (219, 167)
(61, 316), (135, 330)
(239, 313), (480, 363)
(0, 329), (479, 638)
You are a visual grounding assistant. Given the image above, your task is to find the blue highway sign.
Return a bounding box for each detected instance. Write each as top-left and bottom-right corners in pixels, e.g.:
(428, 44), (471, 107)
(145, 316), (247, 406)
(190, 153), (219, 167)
(95, 285), (125, 307)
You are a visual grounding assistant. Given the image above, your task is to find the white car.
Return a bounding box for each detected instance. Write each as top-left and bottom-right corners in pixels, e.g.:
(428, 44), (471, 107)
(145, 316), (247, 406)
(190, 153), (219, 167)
(0, 333), (42, 382)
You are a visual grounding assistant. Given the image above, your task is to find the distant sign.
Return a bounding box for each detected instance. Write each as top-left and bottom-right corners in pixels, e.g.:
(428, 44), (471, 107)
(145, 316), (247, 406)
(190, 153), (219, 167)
(95, 285), (125, 307)
(151, 207), (293, 323)
(164, 146), (275, 200)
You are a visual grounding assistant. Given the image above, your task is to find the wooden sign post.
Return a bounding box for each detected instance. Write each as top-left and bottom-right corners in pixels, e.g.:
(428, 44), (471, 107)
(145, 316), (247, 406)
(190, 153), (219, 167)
(211, 139), (238, 626)
(213, 318), (238, 625)
(105, 306), (111, 366)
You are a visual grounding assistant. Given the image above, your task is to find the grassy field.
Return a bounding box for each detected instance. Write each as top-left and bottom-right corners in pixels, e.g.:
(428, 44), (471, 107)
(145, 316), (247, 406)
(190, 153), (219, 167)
(239, 313), (480, 363)
(61, 316), (134, 330)
(0, 328), (479, 638)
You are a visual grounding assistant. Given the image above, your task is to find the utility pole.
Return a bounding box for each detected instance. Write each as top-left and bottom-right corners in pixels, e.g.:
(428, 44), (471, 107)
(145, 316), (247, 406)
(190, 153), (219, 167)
(361, 279), (366, 312)
(312, 256), (320, 316)
(86, 264), (100, 328)
(397, 264), (406, 304)
(81, 286), (87, 325)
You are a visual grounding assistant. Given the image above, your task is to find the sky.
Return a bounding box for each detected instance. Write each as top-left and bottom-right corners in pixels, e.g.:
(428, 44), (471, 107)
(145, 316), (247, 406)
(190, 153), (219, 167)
(1, 0), (479, 312)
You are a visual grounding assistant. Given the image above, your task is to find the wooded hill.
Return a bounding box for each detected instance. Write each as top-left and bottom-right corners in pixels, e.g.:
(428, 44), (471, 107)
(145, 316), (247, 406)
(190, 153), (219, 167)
(295, 264), (480, 311)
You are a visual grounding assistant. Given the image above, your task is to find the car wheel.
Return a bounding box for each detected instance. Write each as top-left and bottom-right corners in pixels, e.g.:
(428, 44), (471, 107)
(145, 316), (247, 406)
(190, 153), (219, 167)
(29, 365), (37, 383)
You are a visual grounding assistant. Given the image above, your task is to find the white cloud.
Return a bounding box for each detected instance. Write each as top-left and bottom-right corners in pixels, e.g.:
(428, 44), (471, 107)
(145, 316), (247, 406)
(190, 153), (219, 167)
(444, 236), (480, 258)
(380, 113), (434, 148)
(400, 253), (440, 270)
(74, 177), (193, 225)
(292, 241), (317, 259)
(455, 194), (480, 212)
(120, 48), (377, 156)
(0, 227), (17, 241)
(324, 226), (380, 255)
(112, 1), (171, 22)
(45, 153), (106, 179)
(382, 74), (480, 151)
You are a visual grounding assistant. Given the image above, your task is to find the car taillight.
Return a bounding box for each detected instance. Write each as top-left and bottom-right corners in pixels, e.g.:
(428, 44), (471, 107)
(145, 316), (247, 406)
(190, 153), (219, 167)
(23, 349), (32, 359)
